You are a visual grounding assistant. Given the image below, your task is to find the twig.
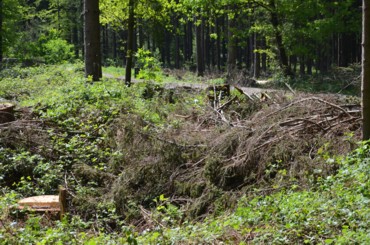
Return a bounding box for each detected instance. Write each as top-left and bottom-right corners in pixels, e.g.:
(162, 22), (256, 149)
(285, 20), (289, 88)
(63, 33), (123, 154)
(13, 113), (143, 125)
(234, 86), (255, 101)
(284, 82), (296, 95)
(217, 96), (237, 111)
(262, 97), (352, 120)
(254, 136), (285, 151)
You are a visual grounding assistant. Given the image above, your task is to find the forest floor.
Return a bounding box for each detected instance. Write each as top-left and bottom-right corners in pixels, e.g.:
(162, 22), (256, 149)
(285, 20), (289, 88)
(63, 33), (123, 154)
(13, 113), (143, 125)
(103, 71), (273, 95)
(0, 63), (368, 244)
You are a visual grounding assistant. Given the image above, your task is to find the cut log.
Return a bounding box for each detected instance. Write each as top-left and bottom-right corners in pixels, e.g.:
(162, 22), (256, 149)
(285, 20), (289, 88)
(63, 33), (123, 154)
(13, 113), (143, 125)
(18, 195), (60, 212)
(17, 187), (67, 219)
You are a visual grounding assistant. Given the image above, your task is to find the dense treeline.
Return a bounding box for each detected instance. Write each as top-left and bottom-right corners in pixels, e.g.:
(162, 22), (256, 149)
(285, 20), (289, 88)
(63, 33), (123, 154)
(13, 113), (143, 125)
(0, 0), (362, 78)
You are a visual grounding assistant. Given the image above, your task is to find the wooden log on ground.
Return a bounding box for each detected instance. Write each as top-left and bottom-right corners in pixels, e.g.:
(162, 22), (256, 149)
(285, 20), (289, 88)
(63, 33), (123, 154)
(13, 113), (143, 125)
(17, 187), (67, 220)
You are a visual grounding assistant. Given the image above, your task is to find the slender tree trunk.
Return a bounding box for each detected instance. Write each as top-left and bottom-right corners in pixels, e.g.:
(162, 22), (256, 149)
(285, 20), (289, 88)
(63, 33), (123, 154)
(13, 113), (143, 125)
(84, 0), (102, 81)
(221, 16), (228, 69)
(0, 0), (3, 69)
(174, 18), (180, 69)
(187, 21), (193, 61)
(306, 58), (312, 75)
(138, 22), (144, 48)
(246, 36), (252, 72)
(102, 26), (108, 61)
(165, 30), (171, 67)
(261, 37), (267, 72)
(362, 0), (370, 139)
(269, 0), (292, 77)
(299, 56), (305, 75)
(196, 17), (205, 76)
(253, 33), (260, 78)
(205, 23), (211, 69)
(125, 0), (135, 86)
(216, 18), (221, 71)
(72, 22), (79, 58)
(147, 33), (151, 51)
(80, 0), (85, 59)
(113, 31), (117, 61)
(227, 7), (238, 78)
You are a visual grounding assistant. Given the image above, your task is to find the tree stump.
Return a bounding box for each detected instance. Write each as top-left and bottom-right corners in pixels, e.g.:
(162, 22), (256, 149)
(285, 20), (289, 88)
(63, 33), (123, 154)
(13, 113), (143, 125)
(0, 102), (15, 123)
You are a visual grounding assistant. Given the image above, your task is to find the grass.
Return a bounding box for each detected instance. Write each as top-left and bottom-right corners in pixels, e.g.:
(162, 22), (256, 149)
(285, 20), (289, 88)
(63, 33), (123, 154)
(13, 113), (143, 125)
(102, 66), (126, 78)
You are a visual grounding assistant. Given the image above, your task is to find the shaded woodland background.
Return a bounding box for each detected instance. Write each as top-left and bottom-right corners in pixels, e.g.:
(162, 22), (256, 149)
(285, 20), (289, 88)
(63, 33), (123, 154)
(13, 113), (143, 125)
(0, 0), (363, 78)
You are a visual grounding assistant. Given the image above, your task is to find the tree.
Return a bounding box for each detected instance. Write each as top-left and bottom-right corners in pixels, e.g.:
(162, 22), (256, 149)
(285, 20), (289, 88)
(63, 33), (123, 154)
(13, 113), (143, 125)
(125, 0), (135, 86)
(362, 0), (370, 140)
(196, 16), (205, 76)
(267, 0), (292, 77)
(0, 0), (3, 69)
(227, 5), (238, 78)
(84, 0), (102, 81)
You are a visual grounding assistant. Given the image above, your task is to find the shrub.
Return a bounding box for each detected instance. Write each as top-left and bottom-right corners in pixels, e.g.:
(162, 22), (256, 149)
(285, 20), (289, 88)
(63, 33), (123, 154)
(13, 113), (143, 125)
(135, 48), (163, 82)
(42, 38), (74, 64)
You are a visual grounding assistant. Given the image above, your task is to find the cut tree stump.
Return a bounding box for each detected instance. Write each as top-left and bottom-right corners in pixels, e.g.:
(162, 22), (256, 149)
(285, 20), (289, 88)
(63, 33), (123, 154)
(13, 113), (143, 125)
(0, 102), (16, 123)
(17, 187), (67, 219)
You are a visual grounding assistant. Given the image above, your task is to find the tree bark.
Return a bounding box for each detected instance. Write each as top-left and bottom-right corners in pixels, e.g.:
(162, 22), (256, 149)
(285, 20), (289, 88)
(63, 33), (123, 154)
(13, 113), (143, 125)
(84, 0), (102, 81)
(125, 0), (135, 86)
(362, 0), (370, 139)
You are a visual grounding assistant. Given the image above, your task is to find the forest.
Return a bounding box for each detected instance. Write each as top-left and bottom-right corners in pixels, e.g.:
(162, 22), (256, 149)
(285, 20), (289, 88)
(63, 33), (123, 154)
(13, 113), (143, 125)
(0, 0), (370, 243)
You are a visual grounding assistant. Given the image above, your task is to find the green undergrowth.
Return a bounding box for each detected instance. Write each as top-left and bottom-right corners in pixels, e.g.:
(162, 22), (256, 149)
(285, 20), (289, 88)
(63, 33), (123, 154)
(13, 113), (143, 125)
(138, 142), (370, 244)
(1, 141), (369, 243)
(271, 64), (361, 96)
(0, 64), (367, 244)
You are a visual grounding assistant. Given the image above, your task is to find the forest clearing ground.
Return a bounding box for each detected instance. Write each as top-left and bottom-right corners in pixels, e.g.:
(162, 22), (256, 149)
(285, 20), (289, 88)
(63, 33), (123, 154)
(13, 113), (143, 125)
(103, 72), (277, 96)
(0, 64), (365, 244)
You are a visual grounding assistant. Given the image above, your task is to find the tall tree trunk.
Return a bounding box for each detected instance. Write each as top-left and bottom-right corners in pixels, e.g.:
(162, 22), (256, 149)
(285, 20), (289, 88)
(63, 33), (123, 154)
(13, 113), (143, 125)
(253, 33), (260, 78)
(84, 0), (102, 81)
(227, 7), (238, 78)
(196, 17), (205, 76)
(187, 21), (193, 61)
(261, 37), (267, 72)
(113, 31), (117, 61)
(269, 0), (292, 77)
(0, 0), (3, 69)
(299, 56), (305, 75)
(102, 25), (108, 61)
(72, 22), (79, 58)
(246, 36), (252, 72)
(125, 0), (135, 86)
(306, 58), (312, 75)
(205, 23), (211, 69)
(80, 0), (85, 59)
(362, 0), (370, 139)
(165, 30), (171, 67)
(138, 22), (144, 48)
(216, 18), (221, 71)
(174, 18), (180, 69)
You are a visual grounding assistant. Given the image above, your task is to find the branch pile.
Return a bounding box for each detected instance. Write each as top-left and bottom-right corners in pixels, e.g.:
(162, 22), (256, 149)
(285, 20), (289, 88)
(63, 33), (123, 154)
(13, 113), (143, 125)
(200, 93), (361, 189)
